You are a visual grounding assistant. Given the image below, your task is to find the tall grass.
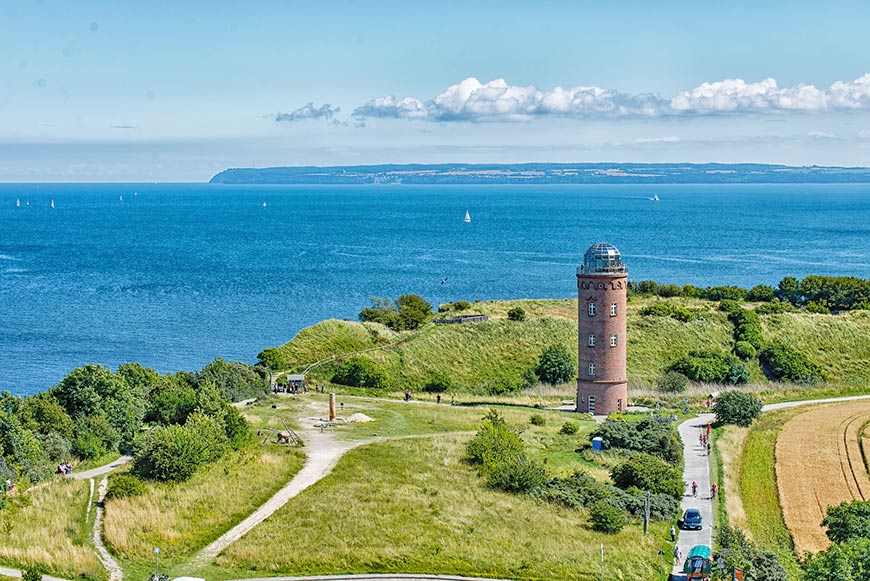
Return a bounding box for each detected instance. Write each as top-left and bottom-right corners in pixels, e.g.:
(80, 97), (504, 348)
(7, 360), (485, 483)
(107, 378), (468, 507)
(214, 435), (669, 581)
(739, 408), (804, 578)
(103, 442), (304, 576)
(0, 478), (104, 580)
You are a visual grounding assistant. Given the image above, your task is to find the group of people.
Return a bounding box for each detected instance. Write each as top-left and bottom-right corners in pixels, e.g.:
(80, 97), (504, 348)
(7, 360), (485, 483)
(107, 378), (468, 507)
(57, 462), (74, 475)
(689, 480), (718, 499)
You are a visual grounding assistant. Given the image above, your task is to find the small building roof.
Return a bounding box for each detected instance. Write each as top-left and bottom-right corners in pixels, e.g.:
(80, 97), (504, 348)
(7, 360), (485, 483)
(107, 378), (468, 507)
(286, 374), (305, 381)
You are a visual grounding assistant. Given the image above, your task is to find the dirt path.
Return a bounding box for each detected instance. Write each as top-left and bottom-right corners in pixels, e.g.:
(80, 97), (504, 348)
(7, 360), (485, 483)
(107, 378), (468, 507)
(92, 476), (124, 581)
(188, 406), (367, 568)
(74, 456), (132, 481)
(775, 399), (870, 554)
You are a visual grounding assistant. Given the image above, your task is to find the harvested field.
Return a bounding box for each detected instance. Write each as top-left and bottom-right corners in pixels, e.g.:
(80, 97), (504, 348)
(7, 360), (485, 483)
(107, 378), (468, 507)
(776, 400), (870, 554)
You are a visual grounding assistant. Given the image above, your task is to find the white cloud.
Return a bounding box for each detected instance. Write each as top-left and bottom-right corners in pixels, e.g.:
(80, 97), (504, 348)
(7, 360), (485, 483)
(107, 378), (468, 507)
(351, 74), (870, 122)
(353, 77), (669, 122)
(274, 102), (341, 122)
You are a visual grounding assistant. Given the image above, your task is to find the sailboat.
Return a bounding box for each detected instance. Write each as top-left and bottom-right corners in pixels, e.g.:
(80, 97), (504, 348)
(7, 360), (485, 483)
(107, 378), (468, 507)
(50, 199), (55, 209)
(650, 194), (660, 201)
(464, 210), (471, 223)
(16, 198), (20, 208)
(119, 195), (124, 202)
(262, 201), (267, 208)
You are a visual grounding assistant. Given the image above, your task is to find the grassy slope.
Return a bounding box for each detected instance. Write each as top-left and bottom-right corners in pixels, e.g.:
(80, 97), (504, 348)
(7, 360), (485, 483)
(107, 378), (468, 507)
(104, 441), (305, 579)
(213, 434), (669, 581)
(0, 478), (103, 580)
(274, 297), (870, 391)
(739, 408), (805, 579)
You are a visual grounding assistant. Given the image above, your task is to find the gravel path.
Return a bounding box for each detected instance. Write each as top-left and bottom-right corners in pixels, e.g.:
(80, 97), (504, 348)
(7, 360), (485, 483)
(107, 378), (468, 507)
(92, 476), (124, 581)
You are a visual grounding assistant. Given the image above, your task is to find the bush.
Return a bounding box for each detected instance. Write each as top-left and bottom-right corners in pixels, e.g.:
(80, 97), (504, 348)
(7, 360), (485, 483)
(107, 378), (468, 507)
(758, 343), (825, 383)
(507, 306), (526, 321)
(422, 372), (454, 393)
(132, 412), (227, 482)
(713, 391), (763, 427)
(638, 302), (694, 322)
(821, 500), (870, 544)
(453, 300), (471, 310)
(465, 410), (524, 466)
(396, 294), (433, 330)
(483, 453), (546, 494)
(106, 473), (147, 499)
(22, 569), (43, 581)
(705, 286), (747, 301)
(755, 299), (795, 315)
(332, 357), (391, 389)
(806, 300), (831, 314)
(588, 501), (625, 533)
(196, 358), (266, 402)
(734, 341), (757, 360)
(535, 344), (575, 385)
(657, 371), (688, 393)
(733, 310), (765, 349)
(668, 351), (746, 384)
(746, 284), (777, 302)
(591, 417), (682, 465)
(559, 421), (579, 435)
(529, 414), (546, 426)
(544, 471), (679, 521)
(804, 537), (870, 581)
(256, 347), (284, 371)
(610, 453), (684, 499)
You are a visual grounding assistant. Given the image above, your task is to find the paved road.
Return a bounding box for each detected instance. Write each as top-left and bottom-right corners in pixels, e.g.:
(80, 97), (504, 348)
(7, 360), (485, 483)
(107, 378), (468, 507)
(0, 566), (68, 581)
(671, 414), (715, 580)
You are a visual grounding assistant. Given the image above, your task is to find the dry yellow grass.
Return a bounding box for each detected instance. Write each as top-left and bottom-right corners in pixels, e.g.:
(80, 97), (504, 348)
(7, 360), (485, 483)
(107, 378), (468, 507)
(776, 400), (870, 554)
(718, 424), (750, 532)
(0, 478), (103, 580)
(104, 444), (304, 571)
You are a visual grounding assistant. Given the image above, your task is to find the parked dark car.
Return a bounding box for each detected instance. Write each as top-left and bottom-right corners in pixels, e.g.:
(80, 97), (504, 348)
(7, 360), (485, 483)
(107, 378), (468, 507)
(680, 508), (703, 530)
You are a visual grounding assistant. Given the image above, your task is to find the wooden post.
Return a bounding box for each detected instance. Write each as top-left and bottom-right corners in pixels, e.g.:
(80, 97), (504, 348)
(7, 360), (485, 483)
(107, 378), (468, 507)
(329, 393), (336, 420)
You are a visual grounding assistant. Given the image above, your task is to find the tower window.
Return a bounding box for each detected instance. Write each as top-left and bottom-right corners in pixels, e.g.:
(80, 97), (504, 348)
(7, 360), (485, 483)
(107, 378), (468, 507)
(610, 334), (618, 347)
(588, 335), (596, 347)
(588, 364), (595, 376)
(617, 398), (623, 411)
(610, 303), (618, 316)
(588, 395), (596, 413)
(588, 303), (596, 316)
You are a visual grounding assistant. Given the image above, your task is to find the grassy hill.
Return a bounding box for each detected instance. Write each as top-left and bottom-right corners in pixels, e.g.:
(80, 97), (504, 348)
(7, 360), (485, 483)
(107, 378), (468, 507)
(271, 297), (870, 391)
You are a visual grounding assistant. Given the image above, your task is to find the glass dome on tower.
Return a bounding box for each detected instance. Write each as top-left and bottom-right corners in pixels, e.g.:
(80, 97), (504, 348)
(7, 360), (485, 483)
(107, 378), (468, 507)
(578, 242), (627, 275)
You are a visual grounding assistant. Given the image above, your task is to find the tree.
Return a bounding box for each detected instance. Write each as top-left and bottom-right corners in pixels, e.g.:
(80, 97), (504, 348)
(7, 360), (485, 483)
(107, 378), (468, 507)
(422, 371), (454, 393)
(507, 306), (526, 321)
(804, 537), (870, 581)
(713, 391), (762, 427)
(822, 500), (870, 544)
(396, 294), (432, 330)
(746, 284), (777, 302)
(535, 344), (575, 385)
(777, 276), (801, 305)
(196, 358), (266, 401)
(358, 297), (401, 328)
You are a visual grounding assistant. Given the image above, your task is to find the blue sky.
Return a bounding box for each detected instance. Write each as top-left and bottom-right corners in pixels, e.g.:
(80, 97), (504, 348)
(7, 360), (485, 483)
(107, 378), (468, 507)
(3, 0), (870, 180)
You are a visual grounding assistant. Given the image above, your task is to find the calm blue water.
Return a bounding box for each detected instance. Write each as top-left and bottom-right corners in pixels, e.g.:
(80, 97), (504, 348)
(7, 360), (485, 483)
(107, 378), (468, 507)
(1, 183), (869, 395)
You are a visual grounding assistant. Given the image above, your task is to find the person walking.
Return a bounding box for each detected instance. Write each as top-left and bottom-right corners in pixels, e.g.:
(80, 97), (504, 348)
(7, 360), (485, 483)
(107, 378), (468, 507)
(691, 481), (698, 496)
(670, 524), (676, 542)
(673, 545), (681, 565)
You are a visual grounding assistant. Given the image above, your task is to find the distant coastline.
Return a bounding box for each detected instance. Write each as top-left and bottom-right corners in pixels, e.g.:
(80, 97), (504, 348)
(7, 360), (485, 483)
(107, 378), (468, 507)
(210, 162), (870, 185)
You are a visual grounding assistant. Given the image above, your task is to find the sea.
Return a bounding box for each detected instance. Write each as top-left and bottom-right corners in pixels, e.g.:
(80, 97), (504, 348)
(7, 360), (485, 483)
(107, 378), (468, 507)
(1, 182), (869, 396)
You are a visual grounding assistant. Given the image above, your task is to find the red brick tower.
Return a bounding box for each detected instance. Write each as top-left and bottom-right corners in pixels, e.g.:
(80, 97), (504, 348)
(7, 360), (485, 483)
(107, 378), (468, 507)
(576, 242), (628, 415)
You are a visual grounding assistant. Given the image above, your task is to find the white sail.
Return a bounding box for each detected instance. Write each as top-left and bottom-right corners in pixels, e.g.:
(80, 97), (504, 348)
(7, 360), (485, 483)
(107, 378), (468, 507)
(16, 198), (20, 208)
(263, 201), (267, 207)
(50, 199), (55, 209)
(119, 195), (124, 202)
(464, 210), (471, 223)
